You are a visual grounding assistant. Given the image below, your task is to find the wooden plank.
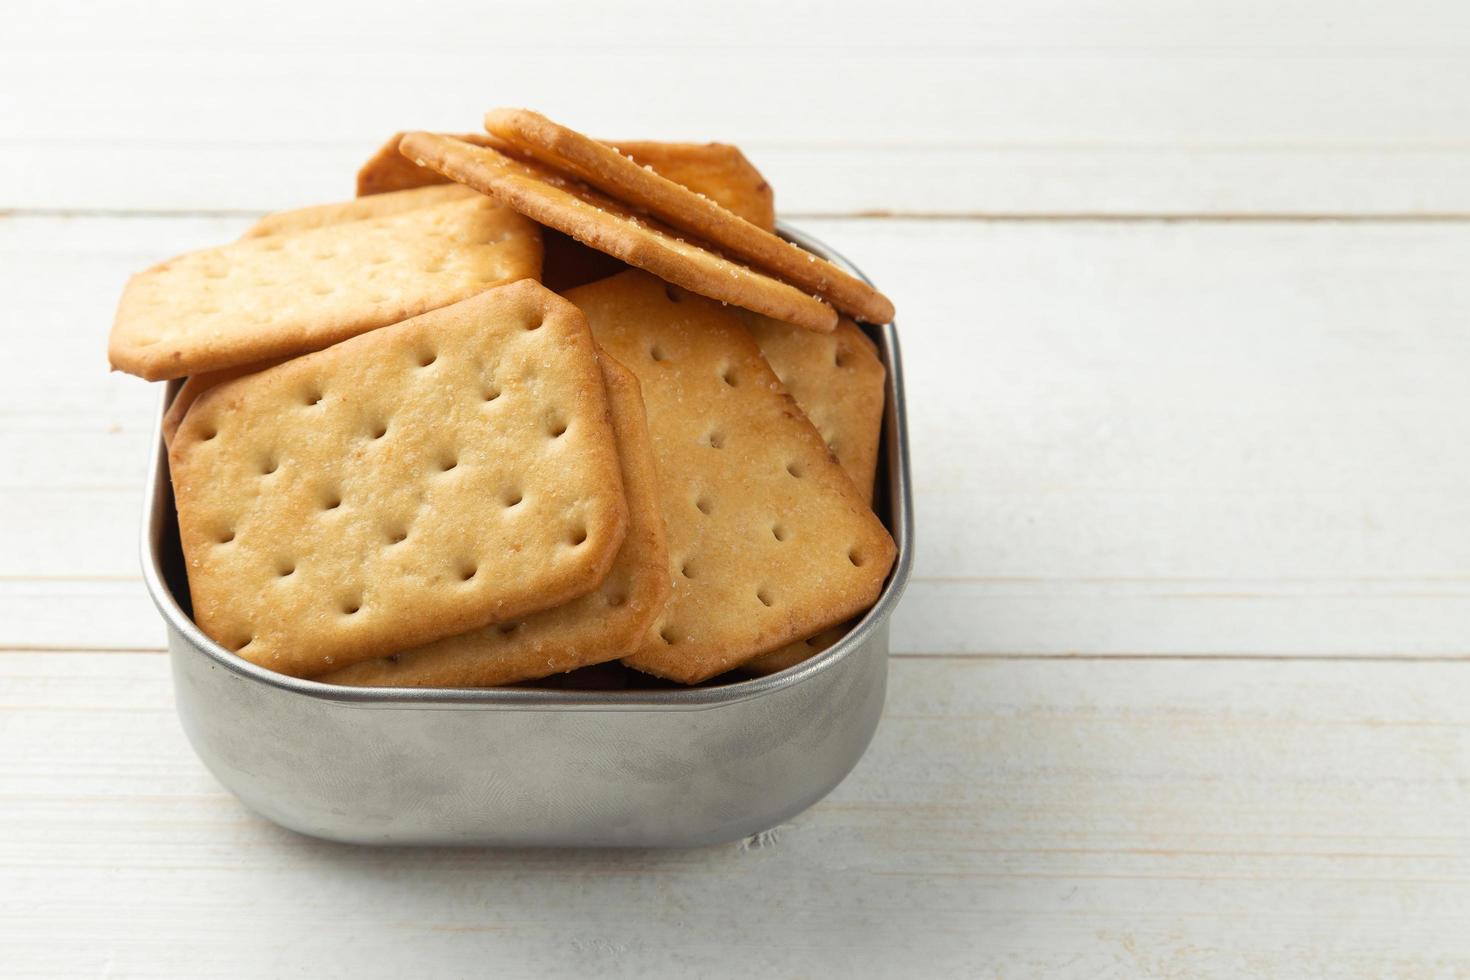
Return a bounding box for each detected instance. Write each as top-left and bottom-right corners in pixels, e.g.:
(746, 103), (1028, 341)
(7, 214), (1470, 656)
(894, 579), (1470, 657)
(4, 1), (1470, 215)
(2, 654), (1468, 975)
(0, 579), (161, 652)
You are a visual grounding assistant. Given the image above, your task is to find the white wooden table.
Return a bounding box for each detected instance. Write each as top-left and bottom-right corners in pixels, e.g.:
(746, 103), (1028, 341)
(5, 3), (1470, 976)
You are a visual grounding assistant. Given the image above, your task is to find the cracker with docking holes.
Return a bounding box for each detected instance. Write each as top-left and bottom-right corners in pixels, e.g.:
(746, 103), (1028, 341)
(566, 270), (896, 684)
(164, 184), (530, 444)
(359, 132), (776, 229)
(109, 193), (542, 380)
(162, 357), (287, 448)
(169, 280), (629, 678)
(162, 196), (627, 447)
(739, 314), (888, 676)
(485, 108), (892, 323)
(163, 185), (510, 445)
(322, 350), (671, 688)
(243, 183), (478, 238)
(399, 132), (836, 332)
(745, 314), (886, 504)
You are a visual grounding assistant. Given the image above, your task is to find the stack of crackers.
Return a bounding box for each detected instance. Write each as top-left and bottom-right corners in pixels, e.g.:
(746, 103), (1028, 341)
(109, 109), (897, 688)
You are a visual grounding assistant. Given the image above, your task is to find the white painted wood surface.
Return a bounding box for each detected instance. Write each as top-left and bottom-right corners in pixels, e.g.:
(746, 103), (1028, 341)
(6, 1), (1470, 215)
(6, 654), (1470, 977)
(5, 2), (1470, 976)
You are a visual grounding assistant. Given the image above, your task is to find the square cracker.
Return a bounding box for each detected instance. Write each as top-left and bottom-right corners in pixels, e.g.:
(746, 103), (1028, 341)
(398, 132), (836, 333)
(169, 280), (629, 678)
(358, 132), (776, 230)
(163, 185), (546, 445)
(740, 319), (887, 675)
(565, 270), (896, 684)
(159, 193), (625, 447)
(321, 350), (671, 688)
(160, 186), (519, 446)
(745, 314), (886, 505)
(109, 193), (542, 380)
(485, 108), (892, 324)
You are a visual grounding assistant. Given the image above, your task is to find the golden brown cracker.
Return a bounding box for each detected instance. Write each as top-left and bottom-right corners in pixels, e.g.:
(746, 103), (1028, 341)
(321, 350), (670, 688)
(398, 132), (836, 332)
(359, 132), (774, 230)
(485, 108), (891, 324)
(356, 132), (506, 196)
(737, 316), (887, 676)
(566, 270), (896, 684)
(613, 141), (774, 230)
(745, 314), (886, 504)
(110, 193), (542, 380)
(161, 358), (288, 448)
(169, 281), (628, 678)
(255, 175), (619, 300)
(161, 186), (525, 444)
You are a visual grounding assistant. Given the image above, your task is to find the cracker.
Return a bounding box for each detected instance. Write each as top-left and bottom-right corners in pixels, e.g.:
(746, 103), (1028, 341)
(160, 219), (618, 446)
(399, 132), (836, 333)
(243, 183), (477, 238)
(321, 350), (671, 688)
(109, 193), (542, 380)
(485, 109), (892, 324)
(744, 314), (886, 504)
(357, 132), (506, 196)
(359, 132), (775, 229)
(610, 141), (774, 230)
(161, 357), (286, 448)
(743, 623), (848, 677)
(161, 186), (526, 441)
(160, 187), (524, 445)
(565, 270), (896, 684)
(169, 280), (629, 678)
(738, 316), (887, 676)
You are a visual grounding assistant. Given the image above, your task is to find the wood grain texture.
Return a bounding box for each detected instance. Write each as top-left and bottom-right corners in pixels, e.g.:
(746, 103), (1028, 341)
(3, 654), (1469, 976)
(4, 1), (1470, 215)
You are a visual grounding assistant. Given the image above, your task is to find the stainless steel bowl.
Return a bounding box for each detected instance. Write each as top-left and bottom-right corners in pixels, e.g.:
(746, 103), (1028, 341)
(140, 224), (913, 847)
